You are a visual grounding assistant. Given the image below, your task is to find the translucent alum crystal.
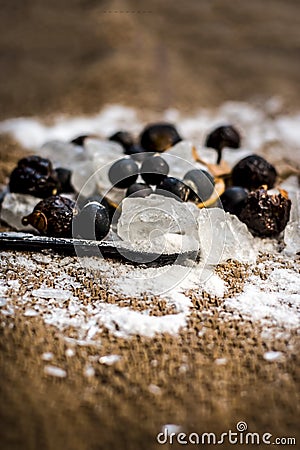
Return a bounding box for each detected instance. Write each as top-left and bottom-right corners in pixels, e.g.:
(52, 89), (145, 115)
(284, 191), (300, 255)
(0, 193), (41, 231)
(117, 194), (200, 254)
(197, 208), (257, 265)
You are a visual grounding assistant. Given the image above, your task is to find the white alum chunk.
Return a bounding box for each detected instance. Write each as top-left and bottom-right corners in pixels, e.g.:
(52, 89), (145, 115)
(39, 140), (85, 168)
(0, 193), (41, 231)
(71, 138), (123, 196)
(284, 191), (300, 255)
(117, 194), (200, 254)
(197, 208), (257, 265)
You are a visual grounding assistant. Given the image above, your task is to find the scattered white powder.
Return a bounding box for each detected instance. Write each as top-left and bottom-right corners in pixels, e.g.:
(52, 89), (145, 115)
(41, 352), (54, 361)
(44, 365), (67, 378)
(223, 265), (300, 334)
(99, 354), (122, 365)
(0, 298), (7, 307)
(263, 351), (284, 362)
(148, 384), (162, 395)
(1, 102), (299, 165)
(32, 288), (74, 301)
(98, 303), (187, 338)
(65, 348), (76, 358)
(24, 309), (39, 317)
(84, 366), (95, 378)
(0, 105), (143, 148)
(214, 358), (228, 366)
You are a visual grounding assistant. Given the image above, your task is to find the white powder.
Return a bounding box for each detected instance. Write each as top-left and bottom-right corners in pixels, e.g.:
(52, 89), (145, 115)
(263, 351), (284, 362)
(223, 263), (300, 336)
(44, 365), (67, 378)
(99, 354), (122, 365)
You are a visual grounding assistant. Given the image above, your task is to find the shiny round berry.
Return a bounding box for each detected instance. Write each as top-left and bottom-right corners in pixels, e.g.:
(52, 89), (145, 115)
(231, 154), (277, 190)
(183, 169), (215, 202)
(22, 195), (77, 237)
(78, 195), (116, 221)
(126, 183), (153, 198)
(205, 125), (241, 164)
(109, 130), (134, 152)
(140, 155), (169, 185)
(220, 186), (249, 216)
(73, 201), (110, 241)
(9, 155), (60, 198)
(140, 123), (182, 152)
(157, 177), (190, 202)
(239, 187), (291, 237)
(108, 158), (139, 189)
(55, 168), (74, 193)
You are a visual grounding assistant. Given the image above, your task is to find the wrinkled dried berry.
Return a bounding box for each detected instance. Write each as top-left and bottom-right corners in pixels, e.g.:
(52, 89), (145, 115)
(220, 186), (249, 216)
(239, 187), (291, 237)
(157, 176), (190, 202)
(205, 125), (241, 164)
(73, 201), (110, 241)
(55, 168), (74, 193)
(9, 155), (60, 198)
(140, 123), (182, 152)
(22, 195), (77, 237)
(232, 154), (277, 190)
(109, 131), (134, 152)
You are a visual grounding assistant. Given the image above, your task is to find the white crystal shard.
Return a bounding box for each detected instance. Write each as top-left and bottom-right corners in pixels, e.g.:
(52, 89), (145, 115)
(284, 191), (300, 255)
(164, 141), (210, 179)
(0, 193), (41, 231)
(38, 140), (85, 168)
(71, 160), (96, 196)
(117, 194), (200, 254)
(71, 138), (124, 196)
(197, 208), (257, 265)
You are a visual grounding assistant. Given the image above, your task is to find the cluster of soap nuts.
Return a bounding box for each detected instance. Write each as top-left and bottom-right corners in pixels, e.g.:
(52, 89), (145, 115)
(6, 122), (291, 240)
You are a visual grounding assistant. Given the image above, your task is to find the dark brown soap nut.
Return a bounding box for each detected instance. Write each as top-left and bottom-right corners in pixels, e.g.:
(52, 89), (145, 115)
(140, 123), (182, 152)
(231, 154), (277, 190)
(239, 188), (291, 237)
(22, 195), (77, 238)
(9, 155), (60, 198)
(108, 130), (135, 152)
(205, 125), (241, 164)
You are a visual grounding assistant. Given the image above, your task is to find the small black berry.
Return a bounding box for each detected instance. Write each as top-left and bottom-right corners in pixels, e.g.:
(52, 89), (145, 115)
(108, 158), (139, 189)
(205, 125), (241, 164)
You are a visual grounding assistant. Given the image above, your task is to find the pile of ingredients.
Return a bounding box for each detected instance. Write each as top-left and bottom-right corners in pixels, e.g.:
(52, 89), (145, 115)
(0, 102), (299, 344)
